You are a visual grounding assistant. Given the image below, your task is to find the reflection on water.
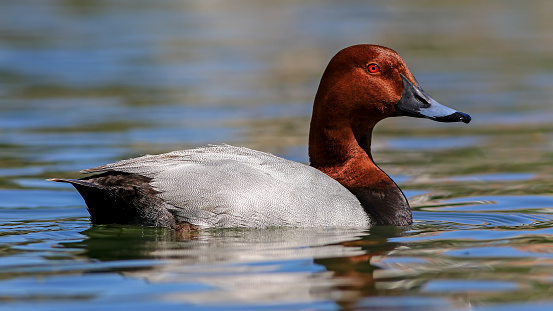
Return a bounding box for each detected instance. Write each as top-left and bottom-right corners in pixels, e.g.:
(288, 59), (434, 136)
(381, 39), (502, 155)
(5, 220), (553, 310)
(2, 0), (553, 310)
(81, 227), (383, 306)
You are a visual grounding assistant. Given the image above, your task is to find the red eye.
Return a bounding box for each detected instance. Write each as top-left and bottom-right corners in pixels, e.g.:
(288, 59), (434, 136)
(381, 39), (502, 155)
(367, 63), (380, 73)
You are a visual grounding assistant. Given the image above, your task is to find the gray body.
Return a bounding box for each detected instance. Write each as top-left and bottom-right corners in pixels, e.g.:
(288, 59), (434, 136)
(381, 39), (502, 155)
(74, 145), (371, 228)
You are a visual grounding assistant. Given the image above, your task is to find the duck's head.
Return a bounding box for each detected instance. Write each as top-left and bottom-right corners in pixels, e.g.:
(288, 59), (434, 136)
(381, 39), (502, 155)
(312, 44), (471, 128)
(309, 45), (471, 226)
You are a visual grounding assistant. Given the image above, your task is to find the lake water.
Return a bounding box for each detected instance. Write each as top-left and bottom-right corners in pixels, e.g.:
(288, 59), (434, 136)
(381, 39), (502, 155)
(2, 1), (553, 310)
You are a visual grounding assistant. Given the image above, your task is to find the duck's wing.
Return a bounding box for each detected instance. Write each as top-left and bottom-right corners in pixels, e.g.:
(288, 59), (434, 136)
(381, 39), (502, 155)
(80, 145), (371, 228)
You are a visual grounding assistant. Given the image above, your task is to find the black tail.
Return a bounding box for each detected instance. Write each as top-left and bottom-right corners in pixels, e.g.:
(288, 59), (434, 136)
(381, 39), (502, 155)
(48, 178), (98, 188)
(48, 173), (176, 228)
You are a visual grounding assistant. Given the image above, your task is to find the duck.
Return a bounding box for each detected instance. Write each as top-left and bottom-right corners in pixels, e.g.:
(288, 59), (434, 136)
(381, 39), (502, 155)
(49, 44), (470, 230)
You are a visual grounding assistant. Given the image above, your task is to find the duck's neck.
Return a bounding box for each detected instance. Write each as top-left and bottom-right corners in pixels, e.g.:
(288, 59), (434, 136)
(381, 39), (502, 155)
(308, 121), (412, 226)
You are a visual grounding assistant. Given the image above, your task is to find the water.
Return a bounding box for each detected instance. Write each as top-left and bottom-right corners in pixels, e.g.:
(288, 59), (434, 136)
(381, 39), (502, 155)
(2, 0), (553, 310)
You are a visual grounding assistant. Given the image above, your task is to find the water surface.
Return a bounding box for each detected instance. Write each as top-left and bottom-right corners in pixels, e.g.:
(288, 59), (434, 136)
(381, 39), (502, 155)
(2, 1), (553, 310)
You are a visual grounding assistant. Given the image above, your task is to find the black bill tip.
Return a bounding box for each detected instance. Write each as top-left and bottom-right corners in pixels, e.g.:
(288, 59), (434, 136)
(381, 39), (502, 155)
(458, 111), (471, 124)
(432, 111), (471, 124)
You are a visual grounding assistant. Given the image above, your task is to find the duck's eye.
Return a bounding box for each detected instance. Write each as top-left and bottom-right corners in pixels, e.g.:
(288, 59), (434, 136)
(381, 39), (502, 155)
(367, 63), (380, 73)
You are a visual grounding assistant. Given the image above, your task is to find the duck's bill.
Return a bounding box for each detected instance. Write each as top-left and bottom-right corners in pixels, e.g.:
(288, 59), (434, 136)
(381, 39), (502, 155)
(395, 73), (471, 124)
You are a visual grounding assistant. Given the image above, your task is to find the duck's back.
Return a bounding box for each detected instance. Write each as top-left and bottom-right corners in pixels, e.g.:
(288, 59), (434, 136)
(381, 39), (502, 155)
(63, 145), (371, 229)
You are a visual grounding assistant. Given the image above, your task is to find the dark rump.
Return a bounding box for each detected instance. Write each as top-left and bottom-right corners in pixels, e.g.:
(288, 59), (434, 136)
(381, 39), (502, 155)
(50, 172), (177, 228)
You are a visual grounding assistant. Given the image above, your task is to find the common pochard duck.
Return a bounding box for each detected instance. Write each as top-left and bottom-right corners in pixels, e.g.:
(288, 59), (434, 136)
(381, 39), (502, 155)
(50, 44), (470, 229)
